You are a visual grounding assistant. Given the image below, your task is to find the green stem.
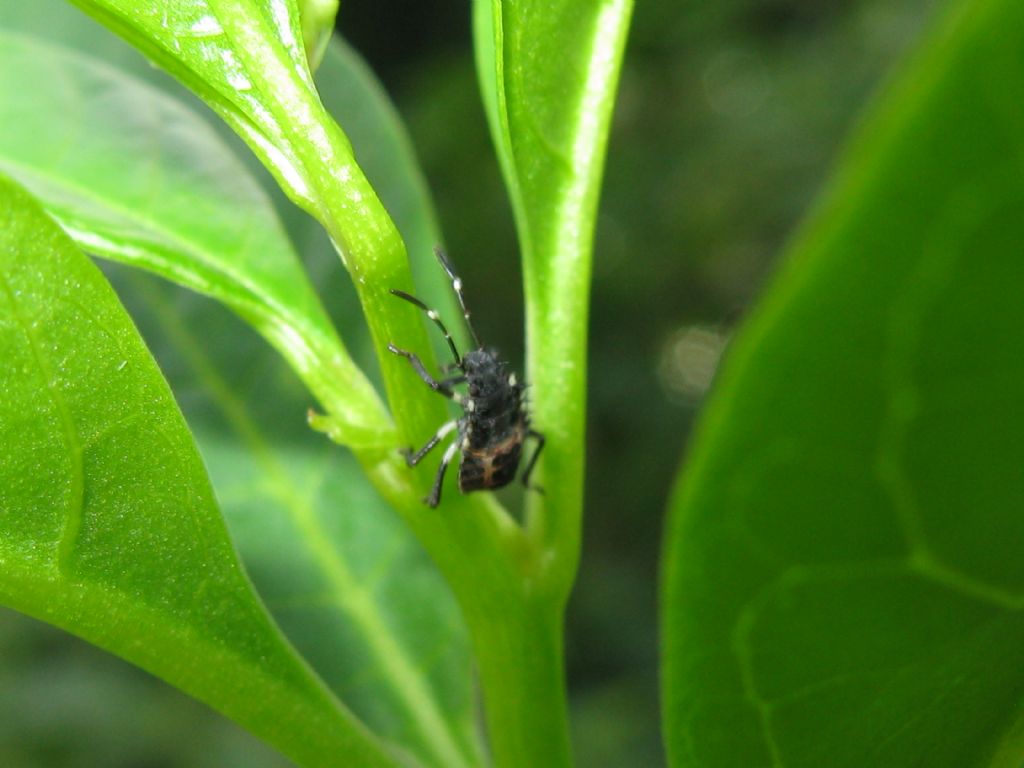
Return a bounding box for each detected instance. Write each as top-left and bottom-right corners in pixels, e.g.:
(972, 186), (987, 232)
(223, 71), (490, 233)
(468, 597), (573, 768)
(364, 453), (573, 768)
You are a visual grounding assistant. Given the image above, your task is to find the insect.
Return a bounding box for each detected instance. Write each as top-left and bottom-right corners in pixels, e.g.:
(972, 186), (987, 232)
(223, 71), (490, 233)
(387, 248), (544, 508)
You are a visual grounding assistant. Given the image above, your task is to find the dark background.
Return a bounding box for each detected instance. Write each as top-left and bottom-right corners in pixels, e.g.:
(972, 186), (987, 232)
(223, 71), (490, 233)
(0, 0), (938, 765)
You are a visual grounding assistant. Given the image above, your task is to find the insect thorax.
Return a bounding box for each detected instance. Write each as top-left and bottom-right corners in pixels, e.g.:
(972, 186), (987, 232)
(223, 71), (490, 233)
(461, 349), (525, 451)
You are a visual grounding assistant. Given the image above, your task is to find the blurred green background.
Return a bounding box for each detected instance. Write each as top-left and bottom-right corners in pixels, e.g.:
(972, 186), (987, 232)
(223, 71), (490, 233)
(0, 0), (939, 765)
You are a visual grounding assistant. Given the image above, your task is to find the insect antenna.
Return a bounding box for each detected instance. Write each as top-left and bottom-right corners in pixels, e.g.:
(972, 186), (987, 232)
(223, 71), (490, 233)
(390, 289), (462, 365)
(434, 247), (482, 349)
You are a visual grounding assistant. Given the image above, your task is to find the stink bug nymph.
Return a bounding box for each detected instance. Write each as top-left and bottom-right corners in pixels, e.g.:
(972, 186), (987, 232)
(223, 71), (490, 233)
(387, 248), (544, 508)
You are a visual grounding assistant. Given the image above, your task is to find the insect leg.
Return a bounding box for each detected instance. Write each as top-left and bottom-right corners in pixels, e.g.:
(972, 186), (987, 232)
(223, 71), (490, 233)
(387, 344), (460, 399)
(403, 420), (458, 467)
(426, 439), (461, 508)
(390, 289), (462, 364)
(520, 429), (546, 494)
(433, 248), (482, 349)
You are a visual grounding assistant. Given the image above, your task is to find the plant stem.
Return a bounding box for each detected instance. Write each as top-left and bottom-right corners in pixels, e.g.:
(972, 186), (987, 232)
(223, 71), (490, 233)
(467, 596), (573, 768)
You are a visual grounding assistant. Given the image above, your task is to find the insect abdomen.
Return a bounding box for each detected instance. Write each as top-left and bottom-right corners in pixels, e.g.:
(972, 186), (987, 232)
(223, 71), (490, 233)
(459, 431), (523, 492)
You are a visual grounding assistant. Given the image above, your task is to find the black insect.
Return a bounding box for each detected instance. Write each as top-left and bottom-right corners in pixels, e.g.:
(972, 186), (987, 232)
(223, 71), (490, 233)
(387, 248), (544, 508)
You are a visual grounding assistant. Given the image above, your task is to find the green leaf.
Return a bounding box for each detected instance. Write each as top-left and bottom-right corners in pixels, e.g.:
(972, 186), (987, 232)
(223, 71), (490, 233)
(206, 438), (483, 768)
(662, 1), (1024, 765)
(0, 173), (396, 768)
(473, 0), (633, 585)
(0, 19), (389, 450)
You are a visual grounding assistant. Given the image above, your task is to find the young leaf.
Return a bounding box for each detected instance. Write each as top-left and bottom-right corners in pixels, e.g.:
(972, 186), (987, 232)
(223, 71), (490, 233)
(0, 173), (396, 768)
(0, 24), (390, 450)
(662, 1), (1024, 765)
(473, 0), (633, 586)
